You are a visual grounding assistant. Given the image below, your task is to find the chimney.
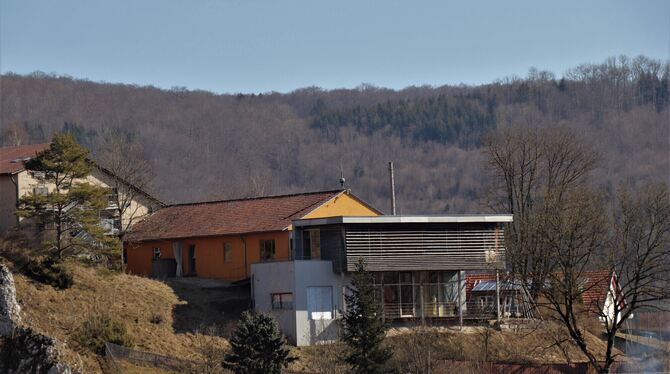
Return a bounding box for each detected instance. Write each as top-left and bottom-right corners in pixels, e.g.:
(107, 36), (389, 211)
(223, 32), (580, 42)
(389, 161), (396, 215)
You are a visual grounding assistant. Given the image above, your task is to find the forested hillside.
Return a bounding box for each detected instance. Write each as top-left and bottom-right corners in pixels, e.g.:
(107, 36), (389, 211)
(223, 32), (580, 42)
(1, 55), (668, 213)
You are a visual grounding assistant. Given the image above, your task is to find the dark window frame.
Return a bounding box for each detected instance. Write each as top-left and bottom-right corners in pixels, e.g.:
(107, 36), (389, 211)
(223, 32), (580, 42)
(224, 242), (233, 262)
(271, 292), (293, 310)
(260, 239), (276, 261)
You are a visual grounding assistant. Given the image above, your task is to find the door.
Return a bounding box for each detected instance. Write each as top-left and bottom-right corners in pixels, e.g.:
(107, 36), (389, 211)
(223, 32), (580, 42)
(188, 245), (196, 275)
(307, 286), (333, 320)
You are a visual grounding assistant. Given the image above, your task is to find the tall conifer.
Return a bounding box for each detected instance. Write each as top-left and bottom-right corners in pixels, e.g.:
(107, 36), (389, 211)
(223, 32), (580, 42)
(341, 259), (393, 373)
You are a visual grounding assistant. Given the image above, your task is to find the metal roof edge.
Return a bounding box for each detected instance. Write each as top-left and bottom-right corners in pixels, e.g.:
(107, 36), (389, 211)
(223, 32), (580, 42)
(293, 214), (513, 227)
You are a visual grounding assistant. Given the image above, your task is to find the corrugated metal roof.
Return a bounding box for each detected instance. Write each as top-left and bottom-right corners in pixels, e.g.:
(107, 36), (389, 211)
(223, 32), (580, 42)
(471, 279), (525, 292)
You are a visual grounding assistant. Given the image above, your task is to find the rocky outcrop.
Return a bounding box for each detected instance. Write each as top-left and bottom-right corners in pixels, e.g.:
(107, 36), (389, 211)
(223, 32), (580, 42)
(1, 327), (75, 374)
(0, 263), (76, 374)
(0, 263), (21, 336)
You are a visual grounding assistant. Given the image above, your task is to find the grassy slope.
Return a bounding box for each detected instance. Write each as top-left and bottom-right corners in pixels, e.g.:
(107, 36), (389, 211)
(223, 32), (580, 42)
(13, 261), (229, 373)
(10, 260), (618, 373)
(290, 325), (619, 373)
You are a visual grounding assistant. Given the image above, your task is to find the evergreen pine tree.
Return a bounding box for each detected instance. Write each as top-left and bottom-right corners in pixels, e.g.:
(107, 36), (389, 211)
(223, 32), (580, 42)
(223, 311), (296, 374)
(341, 259), (394, 374)
(17, 133), (115, 260)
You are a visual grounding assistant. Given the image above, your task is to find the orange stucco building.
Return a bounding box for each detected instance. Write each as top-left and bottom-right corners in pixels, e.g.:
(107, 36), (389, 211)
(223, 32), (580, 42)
(123, 190), (380, 280)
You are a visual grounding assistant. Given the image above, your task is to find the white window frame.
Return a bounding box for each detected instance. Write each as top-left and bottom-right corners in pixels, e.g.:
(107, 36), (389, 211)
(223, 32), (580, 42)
(307, 286), (333, 320)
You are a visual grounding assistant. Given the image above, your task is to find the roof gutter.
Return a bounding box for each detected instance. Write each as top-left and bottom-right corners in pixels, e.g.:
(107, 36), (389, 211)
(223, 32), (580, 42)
(124, 228), (288, 244)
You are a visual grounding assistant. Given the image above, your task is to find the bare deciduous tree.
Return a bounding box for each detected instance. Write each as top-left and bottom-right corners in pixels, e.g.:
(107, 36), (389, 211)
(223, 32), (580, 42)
(484, 125), (599, 297)
(97, 132), (156, 242)
(538, 184), (670, 373)
(2, 122), (28, 146)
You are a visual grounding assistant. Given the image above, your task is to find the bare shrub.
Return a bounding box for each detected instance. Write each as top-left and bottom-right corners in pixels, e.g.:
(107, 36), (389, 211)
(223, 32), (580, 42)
(73, 312), (134, 355)
(389, 326), (444, 373)
(298, 343), (350, 374)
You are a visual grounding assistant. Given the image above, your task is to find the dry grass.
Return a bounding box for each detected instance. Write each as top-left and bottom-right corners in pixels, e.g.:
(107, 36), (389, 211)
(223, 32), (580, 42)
(289, 343), (350, 373)
(119, 361), (182, 374)
(12, 260), (230, 373)
(290, 323), (620, 373)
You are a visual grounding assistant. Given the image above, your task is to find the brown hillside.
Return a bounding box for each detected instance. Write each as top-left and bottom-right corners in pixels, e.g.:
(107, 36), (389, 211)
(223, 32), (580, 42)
(12, 262), (230, 373)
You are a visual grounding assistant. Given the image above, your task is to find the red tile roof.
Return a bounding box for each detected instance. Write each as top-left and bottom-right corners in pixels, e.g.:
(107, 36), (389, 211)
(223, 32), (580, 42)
(580, 270), (619, 316)
(125, 190), (346, 242)
(0, 143), (50, 175)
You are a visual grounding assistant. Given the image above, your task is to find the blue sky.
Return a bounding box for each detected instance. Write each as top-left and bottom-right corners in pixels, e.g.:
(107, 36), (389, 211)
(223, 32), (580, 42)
(1, 0), (668, 93)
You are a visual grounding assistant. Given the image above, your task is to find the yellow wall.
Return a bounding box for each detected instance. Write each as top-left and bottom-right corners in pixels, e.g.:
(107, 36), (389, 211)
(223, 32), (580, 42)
(302, 192), (379, 219)
(0, 175), (18, 232)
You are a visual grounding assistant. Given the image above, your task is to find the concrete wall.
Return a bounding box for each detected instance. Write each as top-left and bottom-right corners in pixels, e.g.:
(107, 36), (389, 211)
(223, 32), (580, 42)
(252, 260), (350, 346)
(0, 176), (18, 232)
(251, 261), (298, 343)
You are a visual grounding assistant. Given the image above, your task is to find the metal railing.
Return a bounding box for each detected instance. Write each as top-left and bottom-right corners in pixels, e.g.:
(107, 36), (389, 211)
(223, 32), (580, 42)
(372, 280), (535, 322)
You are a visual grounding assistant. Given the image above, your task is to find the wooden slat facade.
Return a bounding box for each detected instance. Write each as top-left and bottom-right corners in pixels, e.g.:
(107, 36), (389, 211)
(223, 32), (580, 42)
(344, 225), (505, 271)
(293, 221), (507, 273)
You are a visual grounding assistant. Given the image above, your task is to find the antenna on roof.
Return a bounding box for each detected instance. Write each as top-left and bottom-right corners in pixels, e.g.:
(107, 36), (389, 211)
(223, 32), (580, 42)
(339, 160), (346, 189)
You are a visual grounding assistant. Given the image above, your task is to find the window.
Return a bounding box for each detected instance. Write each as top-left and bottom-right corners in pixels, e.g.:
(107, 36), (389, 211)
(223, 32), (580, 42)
(33, 186), (48, 196)
(30, 171), (45, 179)
(271, 293), (293, 310)
(153, 247), (161, 259)
(302, 229), (320, 259)
(260, 240), (275, 261)
(307, 286), (333, 320)
(224, 242), (233, 262)
(188, 245), (196, 274)
(479, 296), (494, 310)
(108, 188), (119, 206)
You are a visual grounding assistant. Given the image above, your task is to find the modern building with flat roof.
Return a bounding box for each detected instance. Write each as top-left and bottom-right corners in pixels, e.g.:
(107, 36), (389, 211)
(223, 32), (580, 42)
(251, 214), (513, 346)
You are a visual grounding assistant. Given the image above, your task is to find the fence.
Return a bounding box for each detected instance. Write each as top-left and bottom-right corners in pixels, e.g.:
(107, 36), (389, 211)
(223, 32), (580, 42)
(105, 342), (197, 373)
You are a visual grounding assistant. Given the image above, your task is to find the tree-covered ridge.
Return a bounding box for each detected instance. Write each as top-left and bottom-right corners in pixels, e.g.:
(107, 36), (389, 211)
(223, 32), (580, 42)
(1, 56), (668, 214)
(309, 55), (668, 149)
(311, 94), (496, 148)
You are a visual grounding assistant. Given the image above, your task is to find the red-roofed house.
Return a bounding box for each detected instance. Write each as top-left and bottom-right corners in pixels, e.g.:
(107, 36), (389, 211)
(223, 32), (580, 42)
(580, 270), (626, 325)
(0, 144), (50, 231)
(123, 190), (381, 280)
(0, 143), (164, 233)
(465, 270), (626, 323)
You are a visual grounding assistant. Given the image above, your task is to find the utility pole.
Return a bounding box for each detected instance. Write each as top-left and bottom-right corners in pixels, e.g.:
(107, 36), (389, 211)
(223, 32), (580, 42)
(388, 161), (396, 215)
